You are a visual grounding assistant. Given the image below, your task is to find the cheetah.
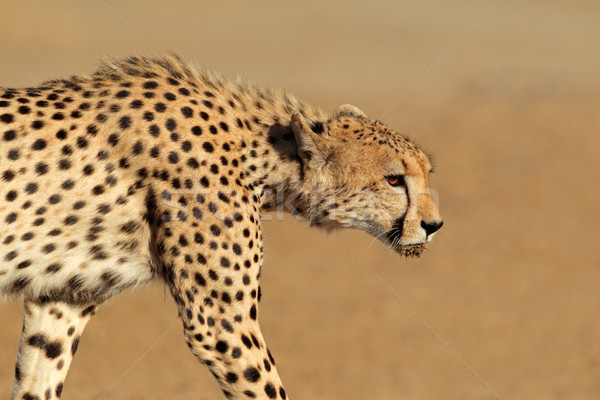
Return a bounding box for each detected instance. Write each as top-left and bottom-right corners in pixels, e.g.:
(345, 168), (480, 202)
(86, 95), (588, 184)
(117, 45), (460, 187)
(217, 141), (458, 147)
(0, 54), (443, 400)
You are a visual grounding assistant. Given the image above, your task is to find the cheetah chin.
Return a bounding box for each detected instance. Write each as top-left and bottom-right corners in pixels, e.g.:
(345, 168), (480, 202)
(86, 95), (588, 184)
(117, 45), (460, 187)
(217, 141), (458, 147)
(395, 243), (425, 258)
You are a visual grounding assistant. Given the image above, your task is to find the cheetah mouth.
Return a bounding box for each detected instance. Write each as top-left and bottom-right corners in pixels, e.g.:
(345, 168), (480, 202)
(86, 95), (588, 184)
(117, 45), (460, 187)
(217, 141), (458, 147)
(395, 243), (425, 258)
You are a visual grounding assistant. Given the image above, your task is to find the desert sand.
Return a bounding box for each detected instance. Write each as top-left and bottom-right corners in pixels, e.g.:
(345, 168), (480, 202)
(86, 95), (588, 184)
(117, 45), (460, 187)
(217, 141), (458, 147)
(1, 1), (599, 399)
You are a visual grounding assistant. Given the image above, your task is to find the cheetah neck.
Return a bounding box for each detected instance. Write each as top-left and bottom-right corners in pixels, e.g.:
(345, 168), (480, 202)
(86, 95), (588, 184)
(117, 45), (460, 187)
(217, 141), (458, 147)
(231, 88), (327, 216)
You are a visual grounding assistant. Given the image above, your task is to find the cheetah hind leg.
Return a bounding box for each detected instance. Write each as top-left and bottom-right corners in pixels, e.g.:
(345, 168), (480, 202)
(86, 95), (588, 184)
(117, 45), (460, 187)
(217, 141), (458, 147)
(12, 300), (97, 400)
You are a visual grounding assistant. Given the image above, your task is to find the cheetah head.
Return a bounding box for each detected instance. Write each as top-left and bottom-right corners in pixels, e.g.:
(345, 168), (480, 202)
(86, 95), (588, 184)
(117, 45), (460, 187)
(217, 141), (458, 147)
(291, 104), (443, 257)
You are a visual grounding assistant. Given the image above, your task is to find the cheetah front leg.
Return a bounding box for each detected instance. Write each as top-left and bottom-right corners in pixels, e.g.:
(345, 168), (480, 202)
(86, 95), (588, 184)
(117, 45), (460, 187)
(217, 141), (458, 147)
(156, 194), (287, 400)
(12, 301), (96, 400)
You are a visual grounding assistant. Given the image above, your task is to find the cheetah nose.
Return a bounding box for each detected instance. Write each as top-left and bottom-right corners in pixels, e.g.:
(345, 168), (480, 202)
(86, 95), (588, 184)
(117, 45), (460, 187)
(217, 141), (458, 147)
(421, 220), (444, 236)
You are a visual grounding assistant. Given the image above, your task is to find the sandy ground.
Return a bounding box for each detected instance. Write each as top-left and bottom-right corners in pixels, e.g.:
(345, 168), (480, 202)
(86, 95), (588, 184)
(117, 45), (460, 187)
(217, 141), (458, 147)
(1, 1), (600, 399)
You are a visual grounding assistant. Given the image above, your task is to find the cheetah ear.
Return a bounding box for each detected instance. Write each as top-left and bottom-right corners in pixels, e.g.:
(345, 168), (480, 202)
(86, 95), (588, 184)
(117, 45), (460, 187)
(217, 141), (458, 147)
(291, 112), (326, 163)
(332, 104), (368, 119)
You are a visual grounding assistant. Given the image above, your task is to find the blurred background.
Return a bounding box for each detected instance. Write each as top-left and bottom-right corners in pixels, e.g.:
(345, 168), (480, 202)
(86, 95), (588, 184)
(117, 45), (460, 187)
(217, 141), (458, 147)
(1, 1), (599, 399)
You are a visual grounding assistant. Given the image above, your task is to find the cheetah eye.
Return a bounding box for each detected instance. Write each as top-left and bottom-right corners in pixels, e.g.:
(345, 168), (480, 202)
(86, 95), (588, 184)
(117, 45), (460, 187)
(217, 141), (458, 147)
(386, 175), (406, 187)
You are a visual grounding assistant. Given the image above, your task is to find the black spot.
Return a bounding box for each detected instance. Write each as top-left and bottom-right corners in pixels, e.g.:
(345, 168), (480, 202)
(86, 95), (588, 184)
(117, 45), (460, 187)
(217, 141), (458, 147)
(81, 305), (95, 317)
(56, 129), (67, 140)
(32, 218), (44, 226)
(132, 141), (144, 155)
(31, 120), (44, 129)
(165, 118), (177, 131)
(46, 263), (62, 273)
(244, 367), (261, 382)
(6, 190), (17, 201)
(168, 152), (179, 164)
(22, 232), (34, 240)
(25, 182), (38, 194)
(225, 372), (238, 383)
(120, 221), (139, 233)
(180, 106), (193, 118)
(56, 383), (63, 397)
(191, 126), (202, 136)
(250, 305), (257, 320)
(210, 225), (221, 236)
(149, 124), (160, 137)
(202, 142), (214, 153)
(5, 212), (17, 223)
(108, 133), (119, 146)
(35, 162), (48, 175)
(27, 334), (48, 349)
(187, 158), (199, 169)
(155, 102), (166, 112)
(44, 342), (62, 359)
(61, 180), (74, 190)
(264, 383), (277, 399)
(8, 148), (20, 160)
(241, 334), (252, 349)
(119, 116), (131, 129)
(194, 273), (206, 286)
(31, 139), (46, 150)
(3, 129), (16, 141)
(233, 244), (242, 255)
(130, 99), (143, 109)
(215, 340), (229, 353)
(76, 136), (88, 148)
(86, 124), (98, 135)
(0, 113), (14, 123)
(115, 90), (130, 98)
(2, 170), (15, 182)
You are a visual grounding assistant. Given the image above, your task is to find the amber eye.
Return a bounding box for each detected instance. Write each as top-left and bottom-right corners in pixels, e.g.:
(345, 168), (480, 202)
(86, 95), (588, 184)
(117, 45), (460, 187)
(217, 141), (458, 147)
(386, 175), (406, 187)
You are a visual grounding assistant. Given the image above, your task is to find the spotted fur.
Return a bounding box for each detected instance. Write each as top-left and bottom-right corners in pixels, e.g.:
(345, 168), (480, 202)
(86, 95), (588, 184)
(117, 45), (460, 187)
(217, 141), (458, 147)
(0, 54), (442, 399)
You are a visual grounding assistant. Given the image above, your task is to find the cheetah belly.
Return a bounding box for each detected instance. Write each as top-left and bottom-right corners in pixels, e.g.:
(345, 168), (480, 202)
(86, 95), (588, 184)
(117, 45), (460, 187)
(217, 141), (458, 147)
(0, 174), (156, 302)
